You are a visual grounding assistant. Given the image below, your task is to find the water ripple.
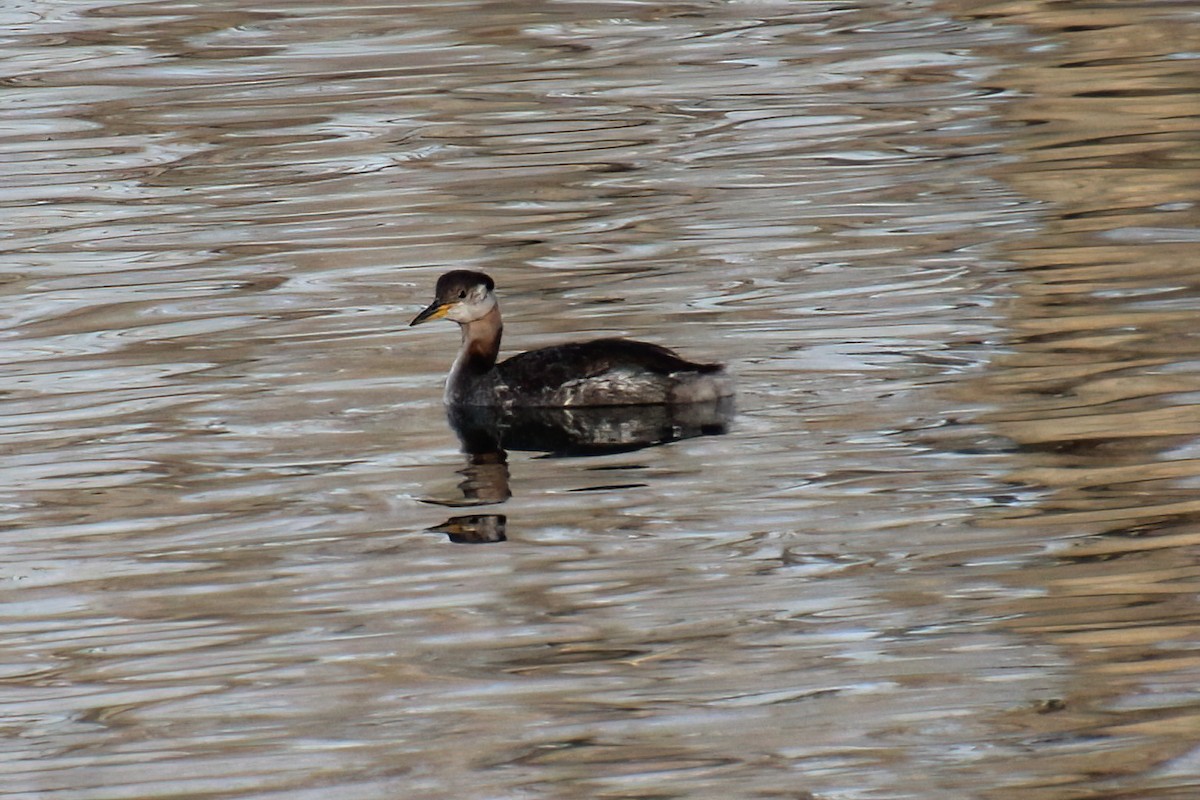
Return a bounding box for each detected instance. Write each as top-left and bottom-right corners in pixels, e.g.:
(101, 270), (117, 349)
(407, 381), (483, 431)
(4, 1), (1197, 798)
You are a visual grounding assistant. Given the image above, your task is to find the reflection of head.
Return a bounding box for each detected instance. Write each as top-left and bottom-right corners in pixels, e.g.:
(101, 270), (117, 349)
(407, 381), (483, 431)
(430, 514), (507, 544)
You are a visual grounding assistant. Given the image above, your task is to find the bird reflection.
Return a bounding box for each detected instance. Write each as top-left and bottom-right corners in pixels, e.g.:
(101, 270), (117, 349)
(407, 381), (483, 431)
(424, 449), (511, 507)
(424, 399), (733, 543)
(429, 514), (507, 544)
(449, 398), (734, 458)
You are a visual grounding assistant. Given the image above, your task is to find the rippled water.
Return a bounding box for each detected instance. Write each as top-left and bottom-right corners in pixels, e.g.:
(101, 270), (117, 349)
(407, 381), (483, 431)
(3, 0), (1200, 798)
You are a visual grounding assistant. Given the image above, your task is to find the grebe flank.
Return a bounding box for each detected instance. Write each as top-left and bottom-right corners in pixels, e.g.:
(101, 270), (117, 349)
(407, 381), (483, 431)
(409, 270), (733, 407)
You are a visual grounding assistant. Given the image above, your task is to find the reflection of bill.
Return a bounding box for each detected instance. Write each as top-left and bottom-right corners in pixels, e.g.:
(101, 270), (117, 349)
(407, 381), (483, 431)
(429, 514), (507, 545)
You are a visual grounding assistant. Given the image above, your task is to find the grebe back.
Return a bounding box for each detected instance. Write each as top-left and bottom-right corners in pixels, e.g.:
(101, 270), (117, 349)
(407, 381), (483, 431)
(409, 270), (733, 407)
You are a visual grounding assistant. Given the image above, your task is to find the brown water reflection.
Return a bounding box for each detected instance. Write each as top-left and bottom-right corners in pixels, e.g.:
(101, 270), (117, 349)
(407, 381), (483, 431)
(2, 0), (1199, 798)
(952, 1), (1200, 797)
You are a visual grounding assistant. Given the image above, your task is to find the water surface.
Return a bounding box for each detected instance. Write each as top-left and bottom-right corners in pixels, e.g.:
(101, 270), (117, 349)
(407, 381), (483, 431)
(3, 1), (1200, 798)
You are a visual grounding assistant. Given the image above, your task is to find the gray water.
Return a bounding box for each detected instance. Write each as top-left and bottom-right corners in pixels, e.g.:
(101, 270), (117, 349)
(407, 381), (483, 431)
(3, 1), (1200, 798)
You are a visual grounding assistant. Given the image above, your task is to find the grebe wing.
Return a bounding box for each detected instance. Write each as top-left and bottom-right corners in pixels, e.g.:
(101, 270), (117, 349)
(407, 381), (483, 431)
(497, 338), (722, 386)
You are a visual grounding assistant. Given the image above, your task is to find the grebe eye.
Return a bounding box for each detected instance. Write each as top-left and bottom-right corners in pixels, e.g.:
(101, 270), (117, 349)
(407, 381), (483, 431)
(458, 290), (467, 299)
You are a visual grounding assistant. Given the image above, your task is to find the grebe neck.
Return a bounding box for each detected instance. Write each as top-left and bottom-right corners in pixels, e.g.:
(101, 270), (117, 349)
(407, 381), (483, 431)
(446, 304), (503, 403)
(459, 303), (502, 371)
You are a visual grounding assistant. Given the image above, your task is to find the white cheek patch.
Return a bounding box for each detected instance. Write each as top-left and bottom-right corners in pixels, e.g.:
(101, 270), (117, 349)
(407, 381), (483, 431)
(445, 291), (497, 323)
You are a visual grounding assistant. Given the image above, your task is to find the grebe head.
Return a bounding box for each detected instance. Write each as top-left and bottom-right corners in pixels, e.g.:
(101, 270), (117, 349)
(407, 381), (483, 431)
(410, 270), (497, 327)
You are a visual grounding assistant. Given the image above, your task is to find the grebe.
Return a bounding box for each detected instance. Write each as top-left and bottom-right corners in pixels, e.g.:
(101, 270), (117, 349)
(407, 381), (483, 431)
(410, 270), (733, 407)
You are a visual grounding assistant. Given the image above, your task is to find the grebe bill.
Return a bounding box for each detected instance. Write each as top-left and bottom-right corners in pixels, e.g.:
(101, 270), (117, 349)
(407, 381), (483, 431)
(410, 270), (734, 408)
